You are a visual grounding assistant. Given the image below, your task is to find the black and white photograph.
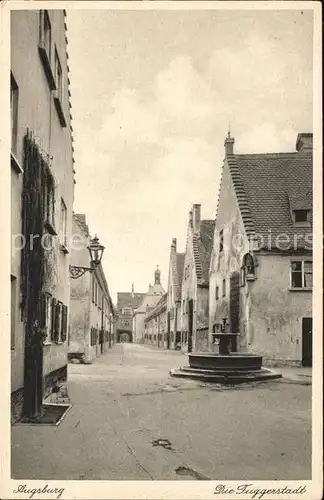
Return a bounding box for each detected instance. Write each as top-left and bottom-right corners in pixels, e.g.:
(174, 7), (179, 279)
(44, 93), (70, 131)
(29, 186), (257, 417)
(0, 1), (322, 499)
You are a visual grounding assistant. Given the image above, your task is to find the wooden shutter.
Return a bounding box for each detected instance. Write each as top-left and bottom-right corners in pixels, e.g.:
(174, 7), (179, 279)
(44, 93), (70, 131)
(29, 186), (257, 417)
(40, 293), (46, 329)
(61, 305), (68, 342)
(51, 297), (56, 341)
(54, 302), (61, 342)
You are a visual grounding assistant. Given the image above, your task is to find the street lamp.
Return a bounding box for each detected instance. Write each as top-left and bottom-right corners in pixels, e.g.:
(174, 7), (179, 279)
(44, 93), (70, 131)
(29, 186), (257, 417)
(69, 234), (105, 279)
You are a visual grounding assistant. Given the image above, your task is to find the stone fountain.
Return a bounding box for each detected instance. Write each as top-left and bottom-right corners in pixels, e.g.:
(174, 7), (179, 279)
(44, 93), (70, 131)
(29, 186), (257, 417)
(170, 332), (282, 384)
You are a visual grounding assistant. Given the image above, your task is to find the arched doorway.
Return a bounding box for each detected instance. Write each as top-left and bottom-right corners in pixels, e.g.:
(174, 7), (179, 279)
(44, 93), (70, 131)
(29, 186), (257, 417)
(117, 330), (133, 343)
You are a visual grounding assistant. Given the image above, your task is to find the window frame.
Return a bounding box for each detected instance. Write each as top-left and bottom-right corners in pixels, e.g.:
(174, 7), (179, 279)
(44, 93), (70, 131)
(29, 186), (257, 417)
(38, 10), (56, 90)
(53, 47), (67, 127)
(222, 278), (226, 297)
(44, 169), (57, 235)
(43, 292), (53, 344)
(59, 198), (68, 251)
(290, 260), (313, 290)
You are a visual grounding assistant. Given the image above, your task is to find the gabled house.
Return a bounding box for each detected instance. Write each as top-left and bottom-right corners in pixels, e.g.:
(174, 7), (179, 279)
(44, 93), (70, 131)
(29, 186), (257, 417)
(132, 267), (165, 343)
(116, 287), (145, 343)
(166, 238), (185, 349)
(180, 205), (215, 352)
(209, 132), (313, 366)
(144, 293), (168, 348)
(68, 214), (116, 363)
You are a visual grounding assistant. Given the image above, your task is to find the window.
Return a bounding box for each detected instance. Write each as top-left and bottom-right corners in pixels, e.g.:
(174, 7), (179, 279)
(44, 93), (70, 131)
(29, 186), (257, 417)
(10, 73), (19, 156)
(38, 11), (56, 90)
(91, 327), (97, 346)
(49, 298), (67, 343)
(43, 10), (51, 60)
(54, 49), (63, 102)
(11, 276), (17, 350)
(44, 169), (56, 234)
(53, 48), (67, 127)
(291, 261), (312, 289)
(222, 279), (226, 297)
(43, 292), (52, 343)
(122, 307), (132, 315)
(60, 198), (67, 248)
(293, 209), (310, 225)
(219, 229), (224, 252)
(215, 285), (219, 300)
(240, 266), (246, 287)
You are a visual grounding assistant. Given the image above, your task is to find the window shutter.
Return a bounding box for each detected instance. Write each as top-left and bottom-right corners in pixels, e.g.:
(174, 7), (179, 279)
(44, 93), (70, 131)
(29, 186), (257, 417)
(54, 302), (61, 342)
(40, 293), (46, 329)
(61, 305), (68, 342)
(51, 297), (56, 341)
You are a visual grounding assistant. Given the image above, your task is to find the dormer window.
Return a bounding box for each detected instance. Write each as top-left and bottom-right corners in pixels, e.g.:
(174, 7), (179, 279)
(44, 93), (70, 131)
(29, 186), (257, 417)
(293, 210), (309, 222)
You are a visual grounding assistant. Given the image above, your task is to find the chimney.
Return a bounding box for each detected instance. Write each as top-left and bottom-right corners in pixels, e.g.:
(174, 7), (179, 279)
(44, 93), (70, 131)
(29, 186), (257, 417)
(132, 283), (135, 297)
(224, 131), (235, 156)
(171, 238), (177, 251)
(192, 204), (201, 233)
(296, 133), (313, 152)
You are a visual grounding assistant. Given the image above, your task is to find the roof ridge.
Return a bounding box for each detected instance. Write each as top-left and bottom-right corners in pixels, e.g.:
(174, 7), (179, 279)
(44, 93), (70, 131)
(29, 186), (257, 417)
(235, 152), (298, 158)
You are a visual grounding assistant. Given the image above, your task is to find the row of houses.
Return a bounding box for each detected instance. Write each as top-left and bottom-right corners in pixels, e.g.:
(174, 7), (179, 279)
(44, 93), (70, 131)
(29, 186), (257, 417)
(124, 132), (313, 368)
(10, 10), (116, 423)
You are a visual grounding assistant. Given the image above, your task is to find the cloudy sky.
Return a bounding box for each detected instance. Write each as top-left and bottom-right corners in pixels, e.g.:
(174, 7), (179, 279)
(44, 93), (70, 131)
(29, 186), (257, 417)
(66, 7), (313, 302)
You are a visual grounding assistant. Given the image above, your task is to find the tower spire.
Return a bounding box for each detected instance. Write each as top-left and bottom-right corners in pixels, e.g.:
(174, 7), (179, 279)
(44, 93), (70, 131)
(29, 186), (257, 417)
(154, 265), (161, 285)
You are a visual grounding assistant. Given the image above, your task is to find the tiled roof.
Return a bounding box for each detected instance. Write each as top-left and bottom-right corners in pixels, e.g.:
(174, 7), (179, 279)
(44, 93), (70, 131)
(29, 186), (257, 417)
(193, 220), (215, 284)
(228, 150), (313, 250)
(116, 292), (145, 310)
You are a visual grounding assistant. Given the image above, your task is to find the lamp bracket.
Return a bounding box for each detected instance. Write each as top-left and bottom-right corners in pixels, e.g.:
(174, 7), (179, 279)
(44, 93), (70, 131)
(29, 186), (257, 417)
(69, 265), (95, 280)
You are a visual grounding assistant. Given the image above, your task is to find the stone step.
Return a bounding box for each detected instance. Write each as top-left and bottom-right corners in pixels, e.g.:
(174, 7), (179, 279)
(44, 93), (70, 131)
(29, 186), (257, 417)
(170, 367), (282, 384)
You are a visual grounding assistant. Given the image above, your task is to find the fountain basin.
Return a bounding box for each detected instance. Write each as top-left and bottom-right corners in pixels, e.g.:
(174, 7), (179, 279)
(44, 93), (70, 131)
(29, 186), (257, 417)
(170, 351), (282, 384)
(189, 352), (262, 371)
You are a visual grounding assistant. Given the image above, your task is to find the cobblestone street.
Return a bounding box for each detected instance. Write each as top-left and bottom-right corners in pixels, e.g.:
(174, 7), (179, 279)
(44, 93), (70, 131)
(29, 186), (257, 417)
(12, 344), (311, 481)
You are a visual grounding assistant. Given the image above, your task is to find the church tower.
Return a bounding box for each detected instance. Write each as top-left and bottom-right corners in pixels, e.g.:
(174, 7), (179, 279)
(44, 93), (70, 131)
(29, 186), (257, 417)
(154, 265), (161, 285)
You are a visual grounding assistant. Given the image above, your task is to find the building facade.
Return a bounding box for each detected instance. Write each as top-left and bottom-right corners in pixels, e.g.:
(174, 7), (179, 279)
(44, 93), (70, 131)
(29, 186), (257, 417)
(180, 205), (215, 353)
(68, 214), (116, 363)
(166, 238), (185, 349)
(11, 10), (74, 421)
(133, 268), (165, 344)
(144, 294), (168, 348)
(209, 132), (313, 366)
(116, 287), (145, 343)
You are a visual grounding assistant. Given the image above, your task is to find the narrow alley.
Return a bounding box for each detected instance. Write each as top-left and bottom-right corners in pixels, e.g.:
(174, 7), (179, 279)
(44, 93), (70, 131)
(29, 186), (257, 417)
(11, 344), (311, 481)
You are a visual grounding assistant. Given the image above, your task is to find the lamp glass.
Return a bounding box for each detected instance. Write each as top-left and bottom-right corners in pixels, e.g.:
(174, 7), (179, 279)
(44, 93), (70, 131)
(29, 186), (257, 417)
(87, 235), (105, 266)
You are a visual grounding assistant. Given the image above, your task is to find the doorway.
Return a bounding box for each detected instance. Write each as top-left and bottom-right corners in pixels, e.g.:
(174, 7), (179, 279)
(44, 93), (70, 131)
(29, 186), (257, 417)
(302, 317), (312, 367)
(229, 272), (240, 352)
(188, 299), (194, 353)
(167, 312), (171, 349)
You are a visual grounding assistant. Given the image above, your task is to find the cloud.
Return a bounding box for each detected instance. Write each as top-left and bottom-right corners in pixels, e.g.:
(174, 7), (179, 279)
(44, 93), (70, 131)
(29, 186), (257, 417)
(67, 14), (313, 296)
(236, 123), (298, 153)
